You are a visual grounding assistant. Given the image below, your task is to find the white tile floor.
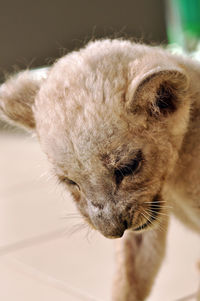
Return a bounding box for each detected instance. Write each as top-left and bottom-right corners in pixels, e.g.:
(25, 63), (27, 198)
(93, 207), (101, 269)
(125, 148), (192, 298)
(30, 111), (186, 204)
(0, 131), (199, 301)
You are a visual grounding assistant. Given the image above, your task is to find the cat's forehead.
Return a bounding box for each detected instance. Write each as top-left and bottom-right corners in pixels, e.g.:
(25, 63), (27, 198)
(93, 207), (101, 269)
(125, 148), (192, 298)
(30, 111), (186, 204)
(35, 40), (152, 171)
(49, 123), (142, 178)
(37, 97), (144, 178)
(45, 40), (148, 91)
(35, 42), (148, 133)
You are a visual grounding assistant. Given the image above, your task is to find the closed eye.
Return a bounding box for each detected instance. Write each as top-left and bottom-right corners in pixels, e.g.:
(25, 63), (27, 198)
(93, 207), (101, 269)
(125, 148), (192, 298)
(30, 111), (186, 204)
(114, 151), (142, 185)
(61, 177), (80, 190)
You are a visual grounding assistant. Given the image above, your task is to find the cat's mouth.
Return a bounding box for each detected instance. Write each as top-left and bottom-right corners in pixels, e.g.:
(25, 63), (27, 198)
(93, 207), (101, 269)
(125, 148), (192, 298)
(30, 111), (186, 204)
(81, 194), (163, 238)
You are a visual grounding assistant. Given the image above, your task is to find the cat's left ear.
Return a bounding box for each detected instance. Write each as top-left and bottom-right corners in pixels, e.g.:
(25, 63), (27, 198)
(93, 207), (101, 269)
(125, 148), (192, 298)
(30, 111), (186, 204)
(128, 67), (189, 116)
(0, 68), (49, 130)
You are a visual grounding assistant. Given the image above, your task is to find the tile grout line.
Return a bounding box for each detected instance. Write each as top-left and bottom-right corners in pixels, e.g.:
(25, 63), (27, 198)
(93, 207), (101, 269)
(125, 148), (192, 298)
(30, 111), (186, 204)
(0, 227), (67, 256)
(6, 256), (103, 301)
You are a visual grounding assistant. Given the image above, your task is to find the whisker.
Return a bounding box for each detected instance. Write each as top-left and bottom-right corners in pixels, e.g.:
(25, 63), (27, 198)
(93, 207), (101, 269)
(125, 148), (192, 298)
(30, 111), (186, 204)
(60, 211), (82, 219)
(143, 201), (167, 204)
(143, 210), (166, 232)
(143, 210), (157, 225)
(65, 223), (88, 237)
(61, 212), (81, 216)
(157, 223), (165, 232)
(134, 215), (144, 229)
(85, 226), (95, 243)
(148, 202), (171, 206)
(143, 200), (172, 206)
(149, 205), (172, 210)
(140, 211), (153, 226)
(154, 216), (167, 232)
(145, 209), (170, 217)
(61, 213), (82, 218)
(60, 216), (82, 220)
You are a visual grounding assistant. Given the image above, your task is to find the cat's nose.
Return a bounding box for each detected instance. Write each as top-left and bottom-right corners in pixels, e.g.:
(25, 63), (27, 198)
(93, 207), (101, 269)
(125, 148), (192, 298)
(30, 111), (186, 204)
(98, 221), (128, 239)
(88, 202), (130, 238)
(92, 215), (129, 239)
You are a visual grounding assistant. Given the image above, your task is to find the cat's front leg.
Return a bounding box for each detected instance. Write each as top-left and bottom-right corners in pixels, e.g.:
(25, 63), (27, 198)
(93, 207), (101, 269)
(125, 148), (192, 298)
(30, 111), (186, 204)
(112, 218), (168, 301)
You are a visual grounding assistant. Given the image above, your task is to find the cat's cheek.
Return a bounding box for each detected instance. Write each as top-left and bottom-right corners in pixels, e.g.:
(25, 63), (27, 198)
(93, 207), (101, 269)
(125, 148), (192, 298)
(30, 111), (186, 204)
(74, 198), (94, 228)
(69, 188), (81, 203)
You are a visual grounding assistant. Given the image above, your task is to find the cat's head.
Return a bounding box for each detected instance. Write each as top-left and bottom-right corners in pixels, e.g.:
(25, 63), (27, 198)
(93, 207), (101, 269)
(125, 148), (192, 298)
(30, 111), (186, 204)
(0, 39), (190, 238)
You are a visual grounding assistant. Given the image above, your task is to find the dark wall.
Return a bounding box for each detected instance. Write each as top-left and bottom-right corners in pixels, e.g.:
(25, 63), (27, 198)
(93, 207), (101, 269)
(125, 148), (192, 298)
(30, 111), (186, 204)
(0, 0), (167, 77)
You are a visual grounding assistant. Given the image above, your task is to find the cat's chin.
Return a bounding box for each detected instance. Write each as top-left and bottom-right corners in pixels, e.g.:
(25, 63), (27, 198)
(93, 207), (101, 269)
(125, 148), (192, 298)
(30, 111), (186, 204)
(102, 233), (125, 239)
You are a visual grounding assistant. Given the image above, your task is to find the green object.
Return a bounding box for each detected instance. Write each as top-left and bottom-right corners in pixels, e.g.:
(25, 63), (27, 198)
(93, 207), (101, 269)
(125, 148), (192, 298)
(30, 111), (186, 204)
(166, 0), (200, 52)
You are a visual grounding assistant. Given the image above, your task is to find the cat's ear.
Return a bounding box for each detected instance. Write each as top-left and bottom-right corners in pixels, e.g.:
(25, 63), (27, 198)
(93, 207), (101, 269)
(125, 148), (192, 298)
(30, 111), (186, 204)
(128, 67), (189, 117)
(0, 68), (49, 130)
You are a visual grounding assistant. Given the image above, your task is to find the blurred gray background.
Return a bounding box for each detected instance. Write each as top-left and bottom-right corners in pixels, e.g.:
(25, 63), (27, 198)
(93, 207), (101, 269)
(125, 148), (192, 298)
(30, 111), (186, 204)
(0, 0), (167, 77)
(0, 0), (167, 129)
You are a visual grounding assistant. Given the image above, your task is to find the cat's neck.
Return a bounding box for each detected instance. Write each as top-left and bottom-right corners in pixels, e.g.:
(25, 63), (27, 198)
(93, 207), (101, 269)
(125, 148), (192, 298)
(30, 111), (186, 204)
(166, 56), (200, 212)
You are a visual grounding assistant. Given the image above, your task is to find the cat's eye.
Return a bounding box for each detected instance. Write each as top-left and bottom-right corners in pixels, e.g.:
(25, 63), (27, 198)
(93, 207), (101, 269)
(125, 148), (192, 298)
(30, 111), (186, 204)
(63, 178), (80, 190)
(114, 151), (142, 185)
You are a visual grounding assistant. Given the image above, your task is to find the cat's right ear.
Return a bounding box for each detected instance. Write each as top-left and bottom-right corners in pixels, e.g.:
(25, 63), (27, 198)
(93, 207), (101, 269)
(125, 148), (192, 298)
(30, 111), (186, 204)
(0, 68), (49, 130)
(126, 65), (189, 117)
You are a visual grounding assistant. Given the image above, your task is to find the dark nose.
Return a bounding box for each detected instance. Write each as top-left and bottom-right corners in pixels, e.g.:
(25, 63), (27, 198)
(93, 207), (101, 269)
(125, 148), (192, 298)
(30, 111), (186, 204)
(96, 218), (129, 239)
(88, 200), (131, 238)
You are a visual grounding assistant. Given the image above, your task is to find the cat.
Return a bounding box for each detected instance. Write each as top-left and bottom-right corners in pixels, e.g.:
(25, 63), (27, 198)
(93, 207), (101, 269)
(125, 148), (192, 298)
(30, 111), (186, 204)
(1, 39), (200, 300)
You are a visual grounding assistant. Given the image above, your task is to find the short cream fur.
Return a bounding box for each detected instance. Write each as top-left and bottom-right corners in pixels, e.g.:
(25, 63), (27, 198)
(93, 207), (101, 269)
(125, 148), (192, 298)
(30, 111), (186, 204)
(0, 39), (200, 300)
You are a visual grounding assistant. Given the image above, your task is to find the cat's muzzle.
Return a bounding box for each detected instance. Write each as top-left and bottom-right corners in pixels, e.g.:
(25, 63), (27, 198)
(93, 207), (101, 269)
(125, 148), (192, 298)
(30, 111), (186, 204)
(89, 204), (130, 239)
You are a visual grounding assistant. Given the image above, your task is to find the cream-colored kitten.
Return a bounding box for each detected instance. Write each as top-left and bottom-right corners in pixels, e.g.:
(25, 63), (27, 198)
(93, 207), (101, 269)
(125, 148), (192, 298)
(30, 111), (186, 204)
(1, 39), (200, 301)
